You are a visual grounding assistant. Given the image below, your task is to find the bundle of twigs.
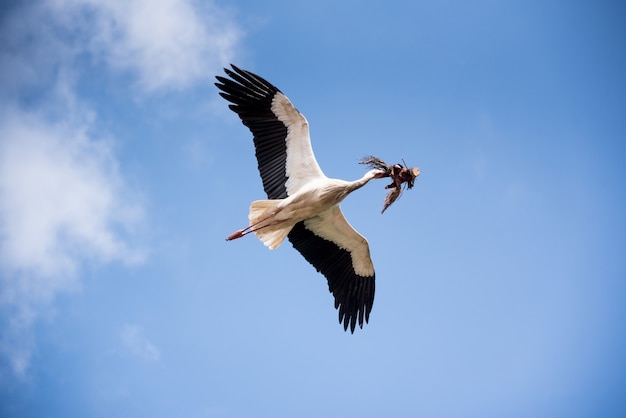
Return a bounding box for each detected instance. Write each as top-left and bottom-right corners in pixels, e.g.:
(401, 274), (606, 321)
(360, 155), (420, 213)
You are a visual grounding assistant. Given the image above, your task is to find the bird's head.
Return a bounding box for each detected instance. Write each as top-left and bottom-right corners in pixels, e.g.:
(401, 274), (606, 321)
(371, 169), (389, 179)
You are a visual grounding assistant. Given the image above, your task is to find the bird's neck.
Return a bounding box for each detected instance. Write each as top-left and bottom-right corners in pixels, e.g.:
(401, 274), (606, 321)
(348, 169), (380, 192)
(323, 170), (381, 206)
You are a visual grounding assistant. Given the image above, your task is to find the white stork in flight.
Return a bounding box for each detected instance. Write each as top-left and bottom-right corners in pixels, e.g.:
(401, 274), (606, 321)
(215, 65), (389, 333)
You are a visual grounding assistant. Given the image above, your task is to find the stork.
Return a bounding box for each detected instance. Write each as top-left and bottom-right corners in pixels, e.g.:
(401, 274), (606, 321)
(215, 65), (389, 333)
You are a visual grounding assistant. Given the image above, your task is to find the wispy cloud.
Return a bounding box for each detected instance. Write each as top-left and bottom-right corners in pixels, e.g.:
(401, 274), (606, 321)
(49, 0), (241, 92)
(120, 324), (161, 362)
(0, 106), (147, 377)
(0, 109), (145, 279)
(0, 0), (241, 377)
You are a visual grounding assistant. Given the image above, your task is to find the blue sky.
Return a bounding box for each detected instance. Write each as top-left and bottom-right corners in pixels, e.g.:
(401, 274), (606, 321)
(1, 0), (624, 417)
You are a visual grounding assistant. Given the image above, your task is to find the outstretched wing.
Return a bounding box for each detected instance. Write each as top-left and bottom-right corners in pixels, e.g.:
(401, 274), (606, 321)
(288, 206), (376, 333)
(215, 65), (325, 199)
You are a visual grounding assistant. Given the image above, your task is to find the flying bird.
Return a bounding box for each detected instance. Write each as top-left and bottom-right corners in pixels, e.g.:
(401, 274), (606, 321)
(215, 65), (390, 333)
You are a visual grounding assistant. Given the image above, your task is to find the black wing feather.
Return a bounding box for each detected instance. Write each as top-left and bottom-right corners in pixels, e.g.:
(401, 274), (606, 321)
(288, 222), (375, 333)
(215, 65), (289, 199)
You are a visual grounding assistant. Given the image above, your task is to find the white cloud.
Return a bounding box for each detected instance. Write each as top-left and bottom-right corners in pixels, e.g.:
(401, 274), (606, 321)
(120, 324), (161, 362)
(0, 107), (146, 377)
(49, 0), (241, 92)
(0, 0), (242, 378)
(0, 109), (144, 280)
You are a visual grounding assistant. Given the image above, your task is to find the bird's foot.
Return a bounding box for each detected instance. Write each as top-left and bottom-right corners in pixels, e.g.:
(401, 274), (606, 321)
(226, 229), (247, 241)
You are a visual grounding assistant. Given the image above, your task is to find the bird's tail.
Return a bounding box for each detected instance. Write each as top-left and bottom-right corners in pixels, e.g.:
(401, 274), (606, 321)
(248, 200), (293, 250)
